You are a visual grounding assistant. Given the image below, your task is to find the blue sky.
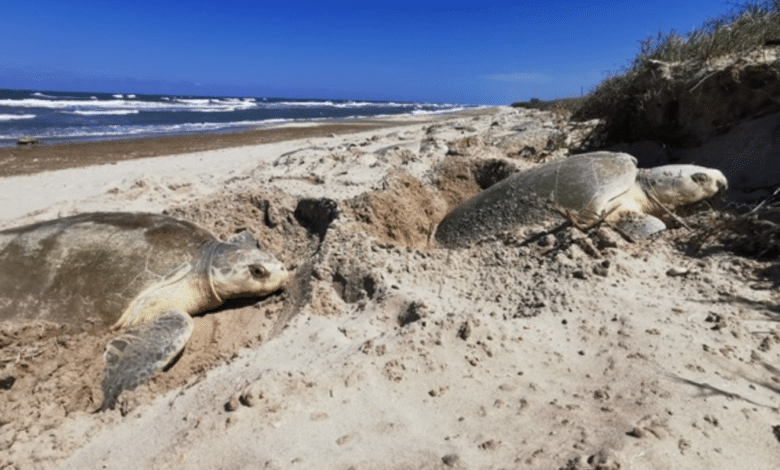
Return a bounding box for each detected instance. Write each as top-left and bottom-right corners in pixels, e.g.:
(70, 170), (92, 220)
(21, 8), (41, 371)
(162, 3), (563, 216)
(0, 1), (737, 104)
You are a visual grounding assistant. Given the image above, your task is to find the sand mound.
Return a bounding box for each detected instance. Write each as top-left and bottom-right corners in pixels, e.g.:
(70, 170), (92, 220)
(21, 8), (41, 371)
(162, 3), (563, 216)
(346, 172), (446, 249)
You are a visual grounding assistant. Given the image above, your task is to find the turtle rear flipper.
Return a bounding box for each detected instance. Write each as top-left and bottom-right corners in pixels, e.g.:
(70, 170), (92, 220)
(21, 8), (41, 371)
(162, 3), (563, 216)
(99, 310), (194, 412)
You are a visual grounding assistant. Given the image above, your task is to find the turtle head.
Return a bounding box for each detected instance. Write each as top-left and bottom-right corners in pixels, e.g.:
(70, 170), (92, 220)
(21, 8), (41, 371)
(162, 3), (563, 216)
(639, 164), (728, 209)
(208, 231), (290, 301)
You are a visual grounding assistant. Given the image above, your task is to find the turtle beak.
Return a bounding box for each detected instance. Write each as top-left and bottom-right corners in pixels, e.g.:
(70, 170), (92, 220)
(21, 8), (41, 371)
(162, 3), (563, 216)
(703, 170), (728, 195)
(270, 263), (292, 291)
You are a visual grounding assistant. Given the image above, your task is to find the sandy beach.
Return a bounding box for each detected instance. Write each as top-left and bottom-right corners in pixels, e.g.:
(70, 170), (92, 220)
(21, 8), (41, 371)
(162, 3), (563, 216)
(0, 111), (492, 225)
(0, 119), (438, 178)
(1, 107), (779, 470)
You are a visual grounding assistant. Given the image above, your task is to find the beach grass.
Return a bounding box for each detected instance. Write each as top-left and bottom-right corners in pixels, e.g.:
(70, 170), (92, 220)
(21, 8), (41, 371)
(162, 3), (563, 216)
(571, 0), (780, 135)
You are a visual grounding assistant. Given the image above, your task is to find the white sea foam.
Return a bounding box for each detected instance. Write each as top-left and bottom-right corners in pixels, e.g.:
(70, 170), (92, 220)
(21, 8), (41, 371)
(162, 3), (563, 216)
(0, 92), (481, 145)
(3, 95), (465, 115)
(0, 114), (36, 121)
(0, 98), (158, 109)
(174, 98), (212, 105)
(0, 117), (296, 141)
(64, 110), (140, 116)
(0, 97), (256, 113)
(411, 107), (467, 115)
(191, 108), (241, 113)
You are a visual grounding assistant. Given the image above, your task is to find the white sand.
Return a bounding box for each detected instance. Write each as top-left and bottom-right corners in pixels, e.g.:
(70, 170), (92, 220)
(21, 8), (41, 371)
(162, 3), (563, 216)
(2, 107), (779, 470)
(0, 118), (446, 227)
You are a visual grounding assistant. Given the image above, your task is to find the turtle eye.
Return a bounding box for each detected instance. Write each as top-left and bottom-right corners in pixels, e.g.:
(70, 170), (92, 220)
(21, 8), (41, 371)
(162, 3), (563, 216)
(691, 173), (708, 184)
(248, 264), (268, 278)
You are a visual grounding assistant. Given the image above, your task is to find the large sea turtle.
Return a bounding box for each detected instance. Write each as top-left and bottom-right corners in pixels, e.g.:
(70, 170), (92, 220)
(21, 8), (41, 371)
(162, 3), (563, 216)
(0, 212), (290, 410)
(434, 151), (728, 247)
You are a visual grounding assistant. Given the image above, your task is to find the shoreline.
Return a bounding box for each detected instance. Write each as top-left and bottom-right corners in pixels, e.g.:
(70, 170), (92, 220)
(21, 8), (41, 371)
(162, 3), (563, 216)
(0, 108), (499, 177)
(0, 107), (504, 226)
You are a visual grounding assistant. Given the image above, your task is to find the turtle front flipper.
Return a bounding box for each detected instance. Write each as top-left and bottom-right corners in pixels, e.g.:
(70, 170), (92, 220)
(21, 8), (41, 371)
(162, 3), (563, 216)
(615, 214), (667, 238)
(99, 310), (194, 412)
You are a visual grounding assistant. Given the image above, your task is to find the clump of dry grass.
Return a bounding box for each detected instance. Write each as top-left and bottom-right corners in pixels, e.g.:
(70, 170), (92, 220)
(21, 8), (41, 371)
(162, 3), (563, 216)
(572, 1), (780, 143)
(692, 185), (780, 259)
(632, 1), (780, 65)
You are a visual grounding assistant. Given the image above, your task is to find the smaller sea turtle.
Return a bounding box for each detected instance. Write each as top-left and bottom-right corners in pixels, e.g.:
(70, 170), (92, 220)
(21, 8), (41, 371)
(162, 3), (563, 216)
(0, 212), (290, 410)
(434, 152), (727, 247)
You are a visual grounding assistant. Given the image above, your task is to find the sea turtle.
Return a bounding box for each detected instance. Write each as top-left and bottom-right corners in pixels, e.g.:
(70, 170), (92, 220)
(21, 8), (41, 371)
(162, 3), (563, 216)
(434, 151), (728, 247)
(0, 212), (290, 410)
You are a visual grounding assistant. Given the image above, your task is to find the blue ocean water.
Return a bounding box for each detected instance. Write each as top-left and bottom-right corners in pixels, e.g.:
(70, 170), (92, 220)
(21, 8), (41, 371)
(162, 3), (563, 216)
(0, 89), (481, 146)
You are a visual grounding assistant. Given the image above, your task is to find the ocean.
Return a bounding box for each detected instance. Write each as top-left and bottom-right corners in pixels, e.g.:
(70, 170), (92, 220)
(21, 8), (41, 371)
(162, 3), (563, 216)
(0, 89), (481, 147)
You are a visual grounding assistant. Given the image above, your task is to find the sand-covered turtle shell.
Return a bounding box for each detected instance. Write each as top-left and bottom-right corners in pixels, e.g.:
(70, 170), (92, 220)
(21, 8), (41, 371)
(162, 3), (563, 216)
(435, 152), (639, 246)
(0, 212), (216, 330)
